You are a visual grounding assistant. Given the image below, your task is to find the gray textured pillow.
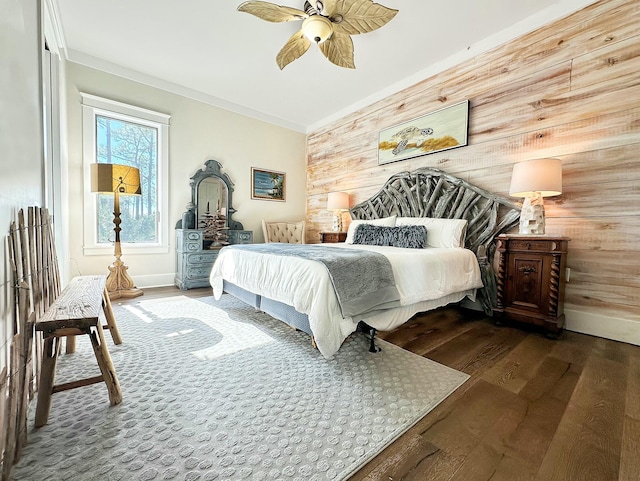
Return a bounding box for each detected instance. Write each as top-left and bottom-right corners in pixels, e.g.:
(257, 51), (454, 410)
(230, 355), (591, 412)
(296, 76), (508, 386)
(353, 224), (427, 249)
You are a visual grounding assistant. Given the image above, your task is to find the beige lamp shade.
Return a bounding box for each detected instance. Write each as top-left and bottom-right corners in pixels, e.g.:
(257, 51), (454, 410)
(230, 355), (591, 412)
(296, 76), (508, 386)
(327, 192), (349, 210)
(509, 158), (562, 198)
(91, 163), (142, 195)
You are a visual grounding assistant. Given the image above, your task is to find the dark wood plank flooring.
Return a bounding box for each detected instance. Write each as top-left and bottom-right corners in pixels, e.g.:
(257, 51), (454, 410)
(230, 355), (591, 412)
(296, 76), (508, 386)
(119, 287), (639, 481)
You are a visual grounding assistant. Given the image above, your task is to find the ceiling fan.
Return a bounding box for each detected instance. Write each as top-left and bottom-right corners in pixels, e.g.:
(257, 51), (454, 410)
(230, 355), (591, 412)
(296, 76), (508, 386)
(237, 0), (398, 69)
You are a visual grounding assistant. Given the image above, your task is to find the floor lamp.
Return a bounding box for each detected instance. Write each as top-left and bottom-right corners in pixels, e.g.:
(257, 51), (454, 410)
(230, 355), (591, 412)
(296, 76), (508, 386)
(91, 163), (144, 300)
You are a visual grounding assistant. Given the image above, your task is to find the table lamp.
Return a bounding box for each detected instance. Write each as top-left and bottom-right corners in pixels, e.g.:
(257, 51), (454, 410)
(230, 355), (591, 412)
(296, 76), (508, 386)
(509, 158), (562, 235)
(91, 163), (144, 299)
(327, 192), (349, 232)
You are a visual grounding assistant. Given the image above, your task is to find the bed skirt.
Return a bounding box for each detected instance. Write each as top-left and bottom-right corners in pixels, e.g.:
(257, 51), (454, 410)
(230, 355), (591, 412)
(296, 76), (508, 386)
(222, 280), (312, 335)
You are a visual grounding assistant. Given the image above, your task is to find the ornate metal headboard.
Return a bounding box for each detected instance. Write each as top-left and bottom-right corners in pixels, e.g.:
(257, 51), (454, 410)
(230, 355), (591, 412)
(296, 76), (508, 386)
(349, 167), (521, 314)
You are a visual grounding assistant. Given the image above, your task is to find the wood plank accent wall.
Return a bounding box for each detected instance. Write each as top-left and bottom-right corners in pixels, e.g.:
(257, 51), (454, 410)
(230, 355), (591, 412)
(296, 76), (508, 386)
(306, 0), (640, 327)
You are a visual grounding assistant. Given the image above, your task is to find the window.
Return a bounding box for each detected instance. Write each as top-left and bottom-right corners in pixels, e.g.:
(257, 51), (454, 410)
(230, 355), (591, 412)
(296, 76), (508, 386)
(82, 94), (170, 255)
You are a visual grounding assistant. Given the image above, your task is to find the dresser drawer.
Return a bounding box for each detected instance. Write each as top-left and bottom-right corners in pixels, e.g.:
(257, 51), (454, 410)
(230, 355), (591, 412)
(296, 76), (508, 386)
(186, 265), (215, 279)
(228, 230), (253, 244)
(186, 252), (218, 265)
(185, 242), (201, 252)
(186, 231), (202, 241)
(320, 232), (347, 243)
(508, 239), (557, 253)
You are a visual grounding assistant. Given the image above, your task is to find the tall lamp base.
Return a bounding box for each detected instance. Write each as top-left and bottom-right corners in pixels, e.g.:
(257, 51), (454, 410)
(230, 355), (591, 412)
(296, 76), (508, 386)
(519, 193), (546, 235)
(331, 212), (343, 232)
(106, 258), (143, 300)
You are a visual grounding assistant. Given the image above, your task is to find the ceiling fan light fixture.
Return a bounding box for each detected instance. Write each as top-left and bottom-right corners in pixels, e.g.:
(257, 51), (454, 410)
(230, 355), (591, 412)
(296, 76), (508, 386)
(237, 0), (398, 69)
(302, 15), (333, 43)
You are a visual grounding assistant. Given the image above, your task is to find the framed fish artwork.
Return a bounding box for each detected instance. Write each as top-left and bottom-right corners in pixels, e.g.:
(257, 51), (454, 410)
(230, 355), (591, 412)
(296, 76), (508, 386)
(378, 100), (469, 165)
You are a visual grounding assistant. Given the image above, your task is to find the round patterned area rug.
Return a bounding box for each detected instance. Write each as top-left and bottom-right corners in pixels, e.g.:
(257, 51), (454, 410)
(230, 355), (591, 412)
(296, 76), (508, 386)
(11, 294), (468, 481)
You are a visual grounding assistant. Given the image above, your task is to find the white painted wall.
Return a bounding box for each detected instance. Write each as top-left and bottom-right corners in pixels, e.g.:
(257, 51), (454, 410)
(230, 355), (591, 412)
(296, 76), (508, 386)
(0, 0), (44, 370)
(64, 62), (307, 288)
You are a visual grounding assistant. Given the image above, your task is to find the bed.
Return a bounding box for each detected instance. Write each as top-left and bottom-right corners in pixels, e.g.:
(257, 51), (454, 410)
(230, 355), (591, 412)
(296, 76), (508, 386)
(210, 167), (520, 358)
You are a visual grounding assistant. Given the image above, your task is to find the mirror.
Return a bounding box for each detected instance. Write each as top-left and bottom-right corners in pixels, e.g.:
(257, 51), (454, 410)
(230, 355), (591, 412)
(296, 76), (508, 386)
(182, 159), (244, 231)
(197, 177), (228, 225)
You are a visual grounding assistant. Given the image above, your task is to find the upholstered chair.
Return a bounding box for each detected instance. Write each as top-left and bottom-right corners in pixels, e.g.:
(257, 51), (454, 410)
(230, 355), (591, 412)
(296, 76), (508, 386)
(261, 220), (306, 244)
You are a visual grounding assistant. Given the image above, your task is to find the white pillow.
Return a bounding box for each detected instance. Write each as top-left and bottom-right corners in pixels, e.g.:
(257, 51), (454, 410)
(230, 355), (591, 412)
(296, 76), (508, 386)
(396, 217), (467, 248)
(345, 215), (397, 244)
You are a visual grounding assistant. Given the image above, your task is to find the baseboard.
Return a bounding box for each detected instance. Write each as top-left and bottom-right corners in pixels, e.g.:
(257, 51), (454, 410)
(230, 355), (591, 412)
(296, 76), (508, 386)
(132, 273), (178, 289)
(565, 309), (640, 347)
(461, 298), (640, 347)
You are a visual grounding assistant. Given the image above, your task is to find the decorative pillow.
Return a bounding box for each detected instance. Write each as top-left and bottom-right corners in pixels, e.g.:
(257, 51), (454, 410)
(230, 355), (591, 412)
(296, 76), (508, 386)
(396, 217), (467, 248)
(345, 215), (396, 244)
(352, 224), (427, 249)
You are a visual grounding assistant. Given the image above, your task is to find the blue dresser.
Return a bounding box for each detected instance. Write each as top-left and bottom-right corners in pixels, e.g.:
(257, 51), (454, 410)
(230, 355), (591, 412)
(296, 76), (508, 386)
(175, 229), (252, 290)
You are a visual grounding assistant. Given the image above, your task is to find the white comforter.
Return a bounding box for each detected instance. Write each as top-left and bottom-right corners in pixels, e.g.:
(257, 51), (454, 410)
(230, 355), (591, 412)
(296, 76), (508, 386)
(210, 243), (483, 358)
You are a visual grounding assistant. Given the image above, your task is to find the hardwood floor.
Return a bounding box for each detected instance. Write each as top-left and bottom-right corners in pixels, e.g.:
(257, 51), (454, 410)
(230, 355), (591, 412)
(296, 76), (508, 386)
(121, 287), (640, 481)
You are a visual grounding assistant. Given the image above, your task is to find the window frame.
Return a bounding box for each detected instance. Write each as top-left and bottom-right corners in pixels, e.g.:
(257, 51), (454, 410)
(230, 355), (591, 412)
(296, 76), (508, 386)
(81, 93), (170, 255)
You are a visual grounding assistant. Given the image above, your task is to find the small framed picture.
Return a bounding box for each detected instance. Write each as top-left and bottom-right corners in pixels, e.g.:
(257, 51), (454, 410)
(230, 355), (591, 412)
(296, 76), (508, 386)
(251, 167), (286, 201)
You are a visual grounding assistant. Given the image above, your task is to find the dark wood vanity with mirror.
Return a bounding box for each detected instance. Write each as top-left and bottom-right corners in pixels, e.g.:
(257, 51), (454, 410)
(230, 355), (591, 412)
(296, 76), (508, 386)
(175, 160), (252, 290)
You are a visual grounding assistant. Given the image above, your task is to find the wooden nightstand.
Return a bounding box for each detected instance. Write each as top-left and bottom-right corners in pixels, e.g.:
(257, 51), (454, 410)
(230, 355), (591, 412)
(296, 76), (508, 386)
(494, 234), (570, 335)
(320, 232), (347, 243)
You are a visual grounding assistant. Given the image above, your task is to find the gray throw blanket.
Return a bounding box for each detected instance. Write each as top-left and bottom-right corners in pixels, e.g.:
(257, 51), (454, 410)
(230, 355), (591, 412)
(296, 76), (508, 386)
(224, 243), (401, 318)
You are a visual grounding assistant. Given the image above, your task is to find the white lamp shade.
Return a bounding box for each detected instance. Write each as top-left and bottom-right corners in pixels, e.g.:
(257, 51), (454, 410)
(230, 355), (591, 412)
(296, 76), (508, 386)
(302, 15), (333, 43)
(327, 192), (349, 210)
(509, 158), (562, 198)
(91, 163), (142, 195)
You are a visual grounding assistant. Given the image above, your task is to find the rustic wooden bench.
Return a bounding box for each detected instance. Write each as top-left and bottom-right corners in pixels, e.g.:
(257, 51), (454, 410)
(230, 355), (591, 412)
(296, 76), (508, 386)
(34, 275), (123, 427)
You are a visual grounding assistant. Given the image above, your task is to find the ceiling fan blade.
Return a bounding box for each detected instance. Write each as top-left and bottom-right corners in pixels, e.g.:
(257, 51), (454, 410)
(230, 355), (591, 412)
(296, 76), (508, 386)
(276, 30), (312, 69)
(319, 32), (355, 69)
(237, 1), (308, 22)
(332, 0), (398, 35)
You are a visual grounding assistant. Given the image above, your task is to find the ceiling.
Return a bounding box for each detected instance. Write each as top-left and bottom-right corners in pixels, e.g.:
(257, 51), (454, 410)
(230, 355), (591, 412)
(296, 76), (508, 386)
(52, 0), (594, 133)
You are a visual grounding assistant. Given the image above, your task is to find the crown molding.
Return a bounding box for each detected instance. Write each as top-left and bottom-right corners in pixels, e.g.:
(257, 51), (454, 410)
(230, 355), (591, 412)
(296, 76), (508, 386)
(66, 49), (306, 133)
(42, 0), (67, 56)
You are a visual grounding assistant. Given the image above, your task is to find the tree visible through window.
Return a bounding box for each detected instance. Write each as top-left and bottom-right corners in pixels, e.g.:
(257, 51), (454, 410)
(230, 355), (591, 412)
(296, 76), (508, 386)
(96, 115), (158, 244)
(82, 93), (169, 255)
